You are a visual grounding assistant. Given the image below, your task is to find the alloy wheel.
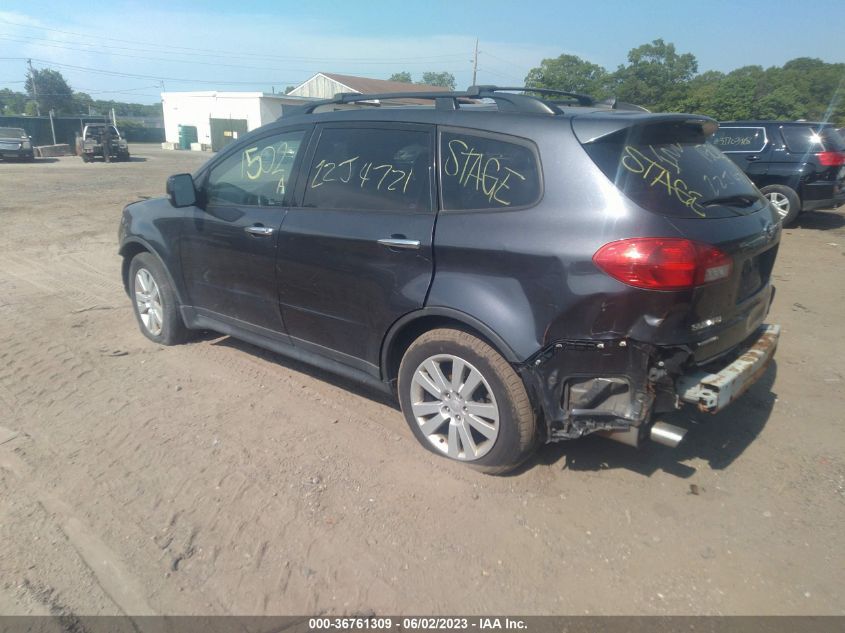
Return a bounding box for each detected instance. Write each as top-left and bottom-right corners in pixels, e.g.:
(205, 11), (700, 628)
(134, 268), (163, 336)
(766, 192), (790, 219)
(409, 354), (500, 460)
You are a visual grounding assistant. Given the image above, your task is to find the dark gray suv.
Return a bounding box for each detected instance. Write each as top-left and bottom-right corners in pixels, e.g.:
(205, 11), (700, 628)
(119, 86), (781, 473)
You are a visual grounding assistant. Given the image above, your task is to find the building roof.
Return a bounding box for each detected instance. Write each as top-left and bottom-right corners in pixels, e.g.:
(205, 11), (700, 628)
(160, 91), (313, 102)
(319, 72), (451, 95)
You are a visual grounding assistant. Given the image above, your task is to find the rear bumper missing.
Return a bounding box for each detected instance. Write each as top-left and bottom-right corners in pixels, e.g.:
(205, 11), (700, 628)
(521, 323), (780, 444)
(676, 324), (779, 413)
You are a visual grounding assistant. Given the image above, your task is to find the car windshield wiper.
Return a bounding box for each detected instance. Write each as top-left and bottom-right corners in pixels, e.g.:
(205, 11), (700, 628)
(700, 193), (760, 208)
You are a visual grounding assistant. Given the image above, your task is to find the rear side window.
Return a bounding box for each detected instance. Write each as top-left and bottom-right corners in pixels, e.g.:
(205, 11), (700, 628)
(780, 126), (845, 153)
(710, 127), (766, 152)
(440, 131), (542, 210)
(302, 127), (432, 212)
(583, 123), (763, 219)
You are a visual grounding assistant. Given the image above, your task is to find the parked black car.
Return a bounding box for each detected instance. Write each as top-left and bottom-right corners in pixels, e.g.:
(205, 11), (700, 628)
(0, 127), (34, 161)
(119, 87), (781, 473)
(711, 121), (845, 225)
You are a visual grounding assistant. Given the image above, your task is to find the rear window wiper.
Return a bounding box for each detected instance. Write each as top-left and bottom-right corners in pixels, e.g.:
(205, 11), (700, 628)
(699, 194), (759, 208)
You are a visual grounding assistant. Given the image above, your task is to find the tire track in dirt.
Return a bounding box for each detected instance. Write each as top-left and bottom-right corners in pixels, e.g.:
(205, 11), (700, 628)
(0, 444), (155, 617)
(0, 251), (123, 310)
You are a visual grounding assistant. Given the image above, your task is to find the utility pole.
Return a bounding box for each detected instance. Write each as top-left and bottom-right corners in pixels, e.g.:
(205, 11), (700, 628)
(27, 59), (41, 116)
(471, 39), (479, 86)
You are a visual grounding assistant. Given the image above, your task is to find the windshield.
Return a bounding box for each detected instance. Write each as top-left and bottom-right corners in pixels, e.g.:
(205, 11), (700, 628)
(582, 122), (764, 219)
(86, 125), (119, 138)
(0, 127), (26, 138)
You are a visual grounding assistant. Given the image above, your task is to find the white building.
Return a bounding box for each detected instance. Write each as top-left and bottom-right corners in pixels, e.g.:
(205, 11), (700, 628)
(160, 91), (312, 151)
(161, 76), (447, 151)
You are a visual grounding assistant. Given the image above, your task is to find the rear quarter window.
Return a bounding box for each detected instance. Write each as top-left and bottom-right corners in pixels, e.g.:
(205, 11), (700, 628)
(780, 126), (845, 153)
(440, 130), (542, 210)
(710, 127), (767, 152)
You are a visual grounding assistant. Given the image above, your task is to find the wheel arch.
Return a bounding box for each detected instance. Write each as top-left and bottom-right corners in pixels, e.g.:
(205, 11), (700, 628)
(120, 238), (186, 306)
(380, 308), (522, 384)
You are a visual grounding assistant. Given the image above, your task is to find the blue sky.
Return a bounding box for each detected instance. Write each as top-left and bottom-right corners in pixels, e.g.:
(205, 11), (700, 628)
(1, 0), (843, 104)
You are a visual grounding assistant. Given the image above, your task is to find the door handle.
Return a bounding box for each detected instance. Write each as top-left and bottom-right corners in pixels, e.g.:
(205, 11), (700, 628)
(245, 225), (274, 236)
(377, 238), (420, 250)
(745, 155), (759, 161)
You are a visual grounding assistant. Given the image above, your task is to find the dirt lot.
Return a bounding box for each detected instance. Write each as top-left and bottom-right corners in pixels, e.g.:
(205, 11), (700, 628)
(0, 144), (842, 617)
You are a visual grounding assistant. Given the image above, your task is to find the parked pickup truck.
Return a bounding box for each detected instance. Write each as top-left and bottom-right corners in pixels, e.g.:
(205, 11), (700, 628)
(0, 127), (34, 161)
(76, 124), (130, 162)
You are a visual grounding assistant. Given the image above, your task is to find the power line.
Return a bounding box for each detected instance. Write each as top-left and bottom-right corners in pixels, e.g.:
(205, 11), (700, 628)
(0, 18), (467, 65)
(482, 50), (531, 75)
(0, 32), (467, 69)
(477, 67), (525, 83)
(1, 56), (302, 86)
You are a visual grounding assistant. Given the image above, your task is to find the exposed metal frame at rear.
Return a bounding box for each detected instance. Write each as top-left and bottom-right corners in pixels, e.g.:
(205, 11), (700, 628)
(677, 324), (780, 413)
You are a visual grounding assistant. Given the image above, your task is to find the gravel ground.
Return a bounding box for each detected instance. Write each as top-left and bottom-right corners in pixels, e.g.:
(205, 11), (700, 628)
(0, 145), (842, 616)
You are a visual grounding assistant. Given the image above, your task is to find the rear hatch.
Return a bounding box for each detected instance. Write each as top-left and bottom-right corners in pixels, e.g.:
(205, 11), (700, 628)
(574, 115), (780, 363)
(780, 124), (845, 193)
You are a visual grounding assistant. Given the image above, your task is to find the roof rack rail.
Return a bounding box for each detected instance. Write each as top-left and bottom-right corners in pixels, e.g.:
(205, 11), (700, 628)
(476, 86), (595, 107)
(283, 85), (608, 117)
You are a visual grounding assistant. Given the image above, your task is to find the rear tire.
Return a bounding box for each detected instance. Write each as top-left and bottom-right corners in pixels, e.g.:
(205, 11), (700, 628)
(760, 185), (800, 226)
(397, 328), (537, 474)
(128, 253), (189, 345)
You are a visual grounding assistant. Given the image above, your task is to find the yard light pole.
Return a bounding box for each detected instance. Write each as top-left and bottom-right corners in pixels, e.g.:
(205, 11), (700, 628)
(49, 109), (56, 145)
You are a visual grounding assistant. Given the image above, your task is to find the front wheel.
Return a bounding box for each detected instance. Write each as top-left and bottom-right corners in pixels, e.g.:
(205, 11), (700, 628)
(128, 253), (189, 345)
(760, 185), (801, 226)
(397, 328), (537, 474)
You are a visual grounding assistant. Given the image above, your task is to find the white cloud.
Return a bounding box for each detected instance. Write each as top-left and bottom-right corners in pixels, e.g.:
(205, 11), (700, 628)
(0, 8), (564, 102)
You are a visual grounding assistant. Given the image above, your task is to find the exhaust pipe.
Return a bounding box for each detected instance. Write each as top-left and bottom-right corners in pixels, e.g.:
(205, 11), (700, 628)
(650, 421), (687, 448)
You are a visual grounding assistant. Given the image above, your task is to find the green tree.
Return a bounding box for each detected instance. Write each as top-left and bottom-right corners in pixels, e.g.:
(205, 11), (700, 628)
(755, 83), (804, 120)
(421, 71), (456, 90)
(706, 65), (766, 120)
(675, 70), (724, 114)
(389, 71), (412, 83)
(73, 91), (94, 115)
(0, 88), (28, 115)
(524, 54), (609, 97)
(25, 67), (75, 115)
(771, 58), (845, 122)
(612, 39), (698, 111)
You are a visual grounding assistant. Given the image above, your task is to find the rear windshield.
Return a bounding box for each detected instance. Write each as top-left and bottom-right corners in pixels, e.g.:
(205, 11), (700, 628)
(0, 127), (26, 138)
(582, 123), (763, 219)
(780, 126), (845, 153)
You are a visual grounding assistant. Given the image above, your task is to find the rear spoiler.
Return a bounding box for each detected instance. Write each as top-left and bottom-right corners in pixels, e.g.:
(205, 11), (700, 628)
(572, 113), (719, 144)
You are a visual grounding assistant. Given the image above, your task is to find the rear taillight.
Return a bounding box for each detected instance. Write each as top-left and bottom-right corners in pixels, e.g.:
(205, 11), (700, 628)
(593, 238), (733, 290)
(817, 151), (845, 166)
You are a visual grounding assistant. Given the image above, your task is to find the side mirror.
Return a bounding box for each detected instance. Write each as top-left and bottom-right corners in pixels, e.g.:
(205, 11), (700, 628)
(167, 173), (197, 208)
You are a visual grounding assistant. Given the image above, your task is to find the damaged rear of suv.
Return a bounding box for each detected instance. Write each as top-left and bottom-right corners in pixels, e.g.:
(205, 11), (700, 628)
(520, 111), (781, 452)
(119, 86), (780, 474)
